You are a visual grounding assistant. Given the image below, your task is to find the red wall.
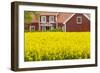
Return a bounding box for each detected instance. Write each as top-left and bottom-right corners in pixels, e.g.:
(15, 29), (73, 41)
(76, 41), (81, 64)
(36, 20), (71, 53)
(24, 23), (39, 31)
(66, 14), (90, 32)
(31, 23), (39, 31)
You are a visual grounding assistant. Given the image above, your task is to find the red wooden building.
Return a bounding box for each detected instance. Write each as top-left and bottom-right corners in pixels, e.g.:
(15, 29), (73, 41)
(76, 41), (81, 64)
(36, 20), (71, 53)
(24, 12), (90, 32)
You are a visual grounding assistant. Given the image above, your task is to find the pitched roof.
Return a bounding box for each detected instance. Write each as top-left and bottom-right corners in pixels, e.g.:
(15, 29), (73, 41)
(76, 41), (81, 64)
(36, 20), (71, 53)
(31, 12), (90, 23)
(39, 12), (58, 16)
(83, 14), (90, 20)
(57, 13), (74, 23)
(63, 13), (90, 24)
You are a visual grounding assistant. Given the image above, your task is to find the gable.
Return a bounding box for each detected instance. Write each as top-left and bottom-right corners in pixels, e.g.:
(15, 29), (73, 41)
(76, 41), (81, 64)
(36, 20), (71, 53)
(63, 13), (90, 24)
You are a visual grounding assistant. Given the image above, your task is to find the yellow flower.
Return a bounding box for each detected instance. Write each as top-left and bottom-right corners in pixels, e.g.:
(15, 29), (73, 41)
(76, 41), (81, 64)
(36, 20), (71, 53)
(24, 32), (90, 61)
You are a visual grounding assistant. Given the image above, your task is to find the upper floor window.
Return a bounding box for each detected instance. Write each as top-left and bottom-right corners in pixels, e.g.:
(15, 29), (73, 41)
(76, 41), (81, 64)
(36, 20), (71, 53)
(41, 16), (46, 23)
(49, 16), (55, 23)
(76, 16), (82, 24)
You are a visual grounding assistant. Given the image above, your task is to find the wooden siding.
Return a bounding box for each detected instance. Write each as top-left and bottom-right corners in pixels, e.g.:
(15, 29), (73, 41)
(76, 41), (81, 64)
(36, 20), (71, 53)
(24, 23), (39, 31)
(66, 14), (90, 32)
(24, 14), (90, 32)
(58, 23), (64, 27)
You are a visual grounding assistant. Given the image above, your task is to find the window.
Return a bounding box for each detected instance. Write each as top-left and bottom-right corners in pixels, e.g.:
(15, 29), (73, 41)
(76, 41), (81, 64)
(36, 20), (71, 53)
(30, 25), (35, 31)
(49, 16), (55, 23)
(41, 16), (46, 23)
(76, 16), (82, 24)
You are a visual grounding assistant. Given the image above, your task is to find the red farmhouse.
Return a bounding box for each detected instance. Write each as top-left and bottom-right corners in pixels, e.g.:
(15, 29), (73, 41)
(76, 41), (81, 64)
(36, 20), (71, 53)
(24, 12), (90, 32)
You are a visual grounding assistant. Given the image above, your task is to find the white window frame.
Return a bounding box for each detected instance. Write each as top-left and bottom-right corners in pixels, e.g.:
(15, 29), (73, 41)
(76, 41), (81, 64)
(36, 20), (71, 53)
(49, 16), (55, 23)
(76, 16), (82, 24)
(29, 25), (35, 31)
(41, 16), (46, 23)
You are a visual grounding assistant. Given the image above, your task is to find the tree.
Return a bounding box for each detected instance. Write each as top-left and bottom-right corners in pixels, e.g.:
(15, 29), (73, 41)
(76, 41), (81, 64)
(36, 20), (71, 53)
(24, 11), (40, 24)
(24, 11), (33, 24)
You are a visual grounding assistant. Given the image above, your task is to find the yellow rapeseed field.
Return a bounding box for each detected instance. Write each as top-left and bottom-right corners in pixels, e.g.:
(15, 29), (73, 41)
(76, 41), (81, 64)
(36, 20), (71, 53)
(24, 32), (90, 61)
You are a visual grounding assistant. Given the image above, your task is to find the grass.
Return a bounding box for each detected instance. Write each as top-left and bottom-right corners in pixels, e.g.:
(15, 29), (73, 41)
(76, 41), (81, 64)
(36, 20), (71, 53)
(24, 32), (90, 61)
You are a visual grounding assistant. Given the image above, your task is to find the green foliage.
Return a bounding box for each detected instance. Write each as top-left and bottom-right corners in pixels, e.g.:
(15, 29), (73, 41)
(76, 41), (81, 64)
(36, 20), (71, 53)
(24, 11), (33, 24)
(49, 28), (63, 32)
(24, 11), (40, 24)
